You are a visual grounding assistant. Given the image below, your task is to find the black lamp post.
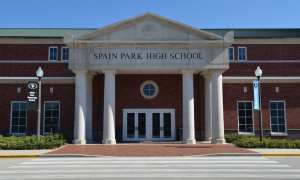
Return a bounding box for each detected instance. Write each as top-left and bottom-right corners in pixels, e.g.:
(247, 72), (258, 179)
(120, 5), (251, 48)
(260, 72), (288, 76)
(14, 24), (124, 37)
(255, 66), (263, 141)
(36, 67), (44, 140)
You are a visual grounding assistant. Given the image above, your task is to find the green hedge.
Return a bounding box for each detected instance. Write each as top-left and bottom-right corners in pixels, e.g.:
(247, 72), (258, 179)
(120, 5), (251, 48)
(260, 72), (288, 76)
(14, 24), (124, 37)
(0, 133), (67, 150)
(225, 133), (300, 148)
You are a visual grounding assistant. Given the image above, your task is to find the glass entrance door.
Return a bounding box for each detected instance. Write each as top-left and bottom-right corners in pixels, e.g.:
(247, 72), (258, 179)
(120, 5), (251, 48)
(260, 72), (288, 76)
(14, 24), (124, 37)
(150, 110), (174, 141)
(123, 109), (175, 141)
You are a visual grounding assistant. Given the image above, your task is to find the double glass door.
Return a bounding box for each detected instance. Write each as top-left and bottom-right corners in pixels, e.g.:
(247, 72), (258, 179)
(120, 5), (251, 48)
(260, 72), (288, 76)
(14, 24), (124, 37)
(123, 109), (175, 141)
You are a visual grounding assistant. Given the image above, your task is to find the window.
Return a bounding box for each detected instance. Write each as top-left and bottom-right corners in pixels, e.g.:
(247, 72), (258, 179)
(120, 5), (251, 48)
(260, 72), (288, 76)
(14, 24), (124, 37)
(61, 47), (69, 61)
(44, 102), (60, 134)
(48, 47), (58, 61)
(270, 101), (286, 133)
(10, 102), (27, 134)
(140, 81), (159, 99)
(237, 101), (254, 133)
(238, 47), (247, 61)
(228, 47), (234, 61)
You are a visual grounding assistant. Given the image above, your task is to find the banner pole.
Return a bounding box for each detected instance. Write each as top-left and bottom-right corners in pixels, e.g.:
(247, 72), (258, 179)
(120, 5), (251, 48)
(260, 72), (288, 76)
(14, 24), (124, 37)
(37, 79), (41, 141)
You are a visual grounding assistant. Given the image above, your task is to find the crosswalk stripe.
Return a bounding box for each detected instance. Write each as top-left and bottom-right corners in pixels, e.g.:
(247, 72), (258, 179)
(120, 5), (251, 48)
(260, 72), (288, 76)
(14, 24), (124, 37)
(21, 160), (278, 164)
(10, 164), (291, 168)
(33, 157), (268, 161)
(3, 157), (299, 179)
(1, 168), (300, 173)
(1, 173), (300, 179)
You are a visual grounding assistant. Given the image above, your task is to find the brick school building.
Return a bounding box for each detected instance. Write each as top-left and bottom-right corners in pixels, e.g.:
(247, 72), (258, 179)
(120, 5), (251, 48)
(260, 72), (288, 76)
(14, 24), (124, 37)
(1, 13), (300, 144)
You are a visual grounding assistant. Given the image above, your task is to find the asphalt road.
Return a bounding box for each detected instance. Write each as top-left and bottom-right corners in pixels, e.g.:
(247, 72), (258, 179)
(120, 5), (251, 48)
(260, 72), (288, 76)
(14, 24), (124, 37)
(1, 156), (300, 179)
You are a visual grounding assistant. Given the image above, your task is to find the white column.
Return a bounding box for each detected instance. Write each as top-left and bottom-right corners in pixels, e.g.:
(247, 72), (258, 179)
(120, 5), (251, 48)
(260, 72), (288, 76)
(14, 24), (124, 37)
(211, 70), (226, 144)
(86, 73), (94, 143)
(73, 69), (88, 144)
(181, 70), (196, 144)
(102, 70), (117, 144)
(203, 73), (212, 141)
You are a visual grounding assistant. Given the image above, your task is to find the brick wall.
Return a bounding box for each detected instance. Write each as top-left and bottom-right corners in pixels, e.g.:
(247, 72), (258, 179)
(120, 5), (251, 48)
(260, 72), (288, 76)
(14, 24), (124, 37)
(223, 83), (300, 131)
(0, 63), (74, 77)
(224, 62), (300, 76)
(91, 74), (205, 139)
(0, 84), (75, 135)
(230, 44), (300, 60)
(2, 44), (300, 61)
(0, 44), (66, 60)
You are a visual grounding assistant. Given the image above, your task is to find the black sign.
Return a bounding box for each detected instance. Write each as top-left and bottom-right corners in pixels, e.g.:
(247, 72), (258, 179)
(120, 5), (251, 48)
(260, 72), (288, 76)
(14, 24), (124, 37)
(27, 81), (39, 110)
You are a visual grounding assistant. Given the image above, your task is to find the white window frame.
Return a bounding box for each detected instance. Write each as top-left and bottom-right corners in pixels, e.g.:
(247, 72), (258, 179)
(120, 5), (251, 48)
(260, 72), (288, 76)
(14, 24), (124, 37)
(10, 101), (27, 135)
(43, 101), (60, 134)
(237, 101), (254, 134)
(228, 47), (234, 61)
(61, 47), (69, 61)
(269, 101), (287, 135)
(238, 47), (247, 61)
(48, 46), (58, 61)
(140, 81), (159, 99)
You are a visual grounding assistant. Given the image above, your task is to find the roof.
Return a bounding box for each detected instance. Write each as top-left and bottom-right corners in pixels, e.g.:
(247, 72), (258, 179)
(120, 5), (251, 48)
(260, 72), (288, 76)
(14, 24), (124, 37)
(0, 28), (96, 38)
(204, 29), (300, 38)
(1, 28), (300, 39)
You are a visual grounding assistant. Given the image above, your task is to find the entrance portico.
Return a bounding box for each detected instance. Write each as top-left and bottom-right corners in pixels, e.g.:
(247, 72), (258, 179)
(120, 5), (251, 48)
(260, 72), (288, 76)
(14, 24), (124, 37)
(64, 12), (233, 144)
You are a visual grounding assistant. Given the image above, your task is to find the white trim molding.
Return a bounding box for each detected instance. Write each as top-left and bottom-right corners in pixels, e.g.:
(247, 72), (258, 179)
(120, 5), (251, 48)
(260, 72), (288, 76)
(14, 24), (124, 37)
(223, 76), (300, 83)
(0, 77), (75, 84)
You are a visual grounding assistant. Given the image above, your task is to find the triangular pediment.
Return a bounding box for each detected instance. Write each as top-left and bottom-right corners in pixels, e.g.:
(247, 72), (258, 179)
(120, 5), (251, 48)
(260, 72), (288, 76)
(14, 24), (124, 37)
(65, 12), (226, 43)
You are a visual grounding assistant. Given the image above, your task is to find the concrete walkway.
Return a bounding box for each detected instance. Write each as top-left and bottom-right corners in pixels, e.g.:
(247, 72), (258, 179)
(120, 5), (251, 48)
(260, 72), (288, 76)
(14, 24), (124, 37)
(1, 142), (300, 158)
(0, 150), (52, 155)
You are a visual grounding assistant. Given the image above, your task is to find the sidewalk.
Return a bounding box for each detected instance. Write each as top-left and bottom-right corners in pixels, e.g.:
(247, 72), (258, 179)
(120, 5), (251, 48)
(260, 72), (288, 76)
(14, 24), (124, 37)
(1, 142), (300, 158)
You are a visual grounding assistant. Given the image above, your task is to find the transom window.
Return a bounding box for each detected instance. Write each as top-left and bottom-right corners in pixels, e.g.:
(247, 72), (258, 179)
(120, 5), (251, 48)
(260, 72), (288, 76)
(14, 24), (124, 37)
(228, 47), (234, 61)
(237, 101), (254, 133)
(44, 102), (60, 134)
(61, 47), (69, 61)
(238, 47), (247, 61)
(48, 47), (58, 61)
(270, 101), (286, 133)
(140, 81), (159, 99)
(10, 102), (27, 134)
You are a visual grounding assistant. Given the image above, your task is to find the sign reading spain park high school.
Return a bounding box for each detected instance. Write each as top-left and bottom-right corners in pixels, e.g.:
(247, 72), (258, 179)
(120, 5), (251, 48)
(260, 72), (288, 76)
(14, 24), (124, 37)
(67, 47), (229, 70)
(93, 52), (204, 60)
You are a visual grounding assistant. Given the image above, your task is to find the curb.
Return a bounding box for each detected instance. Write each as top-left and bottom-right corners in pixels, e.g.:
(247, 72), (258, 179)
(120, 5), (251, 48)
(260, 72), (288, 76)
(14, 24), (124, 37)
(202, 153), (261, 156)
(261, 153), (300, 157)
(40, 154), (100, 157)
(2, 153), (300, 158)
(0, 154), (40, 158)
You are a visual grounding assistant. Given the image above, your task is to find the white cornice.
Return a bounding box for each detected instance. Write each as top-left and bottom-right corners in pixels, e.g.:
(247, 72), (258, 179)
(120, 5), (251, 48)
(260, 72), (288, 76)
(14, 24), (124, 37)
(0, 60), (68, 63)
(223, 76), (300, 83)
(0, 38), (63, 44)
(0, 77), (75, 84)
(230, 60), (300, 63)
(234, 38), (300, 44)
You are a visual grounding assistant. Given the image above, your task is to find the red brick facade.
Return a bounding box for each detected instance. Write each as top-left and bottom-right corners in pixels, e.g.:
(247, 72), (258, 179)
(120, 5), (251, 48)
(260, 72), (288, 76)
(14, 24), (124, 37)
(224, 62), (300, 77)
(1, 42), (300, 141)
(2, 44), (300, 61)
(91, 74), (205, 140)
(0, 84), (75, 135)
(230, 44), (300, 60)
(0, 44), (66, 61)
(0, 63), (74, 77)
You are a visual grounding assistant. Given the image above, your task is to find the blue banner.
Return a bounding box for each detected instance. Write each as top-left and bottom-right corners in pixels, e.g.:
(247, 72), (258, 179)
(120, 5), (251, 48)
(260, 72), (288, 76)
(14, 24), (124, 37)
(253, 80), (260, 110)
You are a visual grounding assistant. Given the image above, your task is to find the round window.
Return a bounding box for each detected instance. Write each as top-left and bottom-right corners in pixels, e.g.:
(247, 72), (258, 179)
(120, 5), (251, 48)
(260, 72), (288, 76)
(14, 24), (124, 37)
(140, 81), (159, 99)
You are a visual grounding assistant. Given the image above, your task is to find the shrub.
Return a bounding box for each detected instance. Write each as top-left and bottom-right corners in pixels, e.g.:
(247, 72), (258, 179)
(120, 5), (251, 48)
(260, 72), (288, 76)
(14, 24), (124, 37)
(0, 133), (67, 150)
(230, 135), (300, 149)
(234, 136), (263, 148)
(224, 133), (250, 143)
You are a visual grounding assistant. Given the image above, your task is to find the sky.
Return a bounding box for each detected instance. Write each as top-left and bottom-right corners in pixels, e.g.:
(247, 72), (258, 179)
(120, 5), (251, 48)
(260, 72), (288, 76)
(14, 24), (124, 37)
(1, 0), (300, 29)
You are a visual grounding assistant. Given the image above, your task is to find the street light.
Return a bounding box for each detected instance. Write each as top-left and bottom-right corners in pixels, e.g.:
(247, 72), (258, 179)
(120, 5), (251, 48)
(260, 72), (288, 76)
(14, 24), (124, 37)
(36, 67), (44, 140)
(255, 66), (263, 141)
